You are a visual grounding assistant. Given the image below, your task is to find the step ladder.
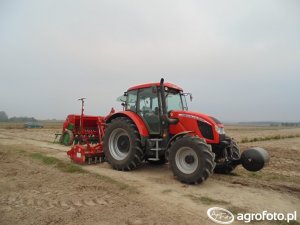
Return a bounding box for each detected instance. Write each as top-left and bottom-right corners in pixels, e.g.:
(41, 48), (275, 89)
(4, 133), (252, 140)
(147, 138), (164, 161)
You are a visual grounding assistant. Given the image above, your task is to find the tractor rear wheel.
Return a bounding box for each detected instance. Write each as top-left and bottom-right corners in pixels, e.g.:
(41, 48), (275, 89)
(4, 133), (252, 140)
(103, 117), (144, 171)
(169, 135), (215, 184)
(214, 141), (240, 174)
(61, 130), (74, 146)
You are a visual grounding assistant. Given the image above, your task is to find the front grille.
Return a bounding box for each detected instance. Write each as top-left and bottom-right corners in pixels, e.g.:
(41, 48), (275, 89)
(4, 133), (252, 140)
(219, 134), (226, 141)
(197, 121), (214, 140)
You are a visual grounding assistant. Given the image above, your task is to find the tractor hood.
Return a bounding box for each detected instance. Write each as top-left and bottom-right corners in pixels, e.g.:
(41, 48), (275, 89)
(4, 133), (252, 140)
(170, 110), (224, 127)
(169, 110), (225, 143)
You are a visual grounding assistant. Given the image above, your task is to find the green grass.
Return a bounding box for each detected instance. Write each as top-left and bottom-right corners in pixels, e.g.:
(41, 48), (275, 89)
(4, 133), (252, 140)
(58, 162), (87, 173)
(30, 152), (86, 173)
(185, 194), (230, 205)
(241, 134), (300, 143)
(30, 153), (59, 164)
(1, 143), (135, 192)
(95, 174), (132, 191)
(29, 152), (133, 191)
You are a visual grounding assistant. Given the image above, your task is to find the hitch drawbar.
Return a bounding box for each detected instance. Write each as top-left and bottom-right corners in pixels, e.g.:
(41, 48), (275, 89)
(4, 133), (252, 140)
(232, 147), (270, 172)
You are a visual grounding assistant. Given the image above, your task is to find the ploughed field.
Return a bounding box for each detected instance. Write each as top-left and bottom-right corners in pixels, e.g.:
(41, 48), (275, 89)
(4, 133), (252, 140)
(0, 124), (299, 225)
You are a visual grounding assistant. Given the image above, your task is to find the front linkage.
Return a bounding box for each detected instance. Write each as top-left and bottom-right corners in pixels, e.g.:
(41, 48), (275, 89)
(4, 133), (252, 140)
(212, 135), (269, 174)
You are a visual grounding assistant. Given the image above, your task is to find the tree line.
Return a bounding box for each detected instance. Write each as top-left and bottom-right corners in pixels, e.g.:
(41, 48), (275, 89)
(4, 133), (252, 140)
(0, 111), (37, 122)
(270, 122), (300, 127)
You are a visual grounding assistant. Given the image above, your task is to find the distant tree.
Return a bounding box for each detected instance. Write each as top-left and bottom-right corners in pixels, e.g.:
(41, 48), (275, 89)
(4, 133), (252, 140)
(0, 111), (9, 122)
(281, 122), (300, 127)
(9, 117), (37, 122)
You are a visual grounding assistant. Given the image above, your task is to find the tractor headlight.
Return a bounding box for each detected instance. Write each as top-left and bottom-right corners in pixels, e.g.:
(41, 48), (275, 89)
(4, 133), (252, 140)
(215, 126), (225, 135)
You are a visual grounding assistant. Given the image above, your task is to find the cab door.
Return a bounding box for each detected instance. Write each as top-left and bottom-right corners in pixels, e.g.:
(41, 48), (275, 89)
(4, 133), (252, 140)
(137, 87), (161, 134)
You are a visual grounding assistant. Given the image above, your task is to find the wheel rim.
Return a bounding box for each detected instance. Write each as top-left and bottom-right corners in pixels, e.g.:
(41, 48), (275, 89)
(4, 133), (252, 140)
(175, 147), (198, 174)
(108, 128), (130, 160)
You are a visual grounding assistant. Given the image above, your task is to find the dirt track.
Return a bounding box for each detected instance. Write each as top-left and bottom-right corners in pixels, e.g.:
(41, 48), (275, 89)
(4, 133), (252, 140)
(0, 127), (299, 225)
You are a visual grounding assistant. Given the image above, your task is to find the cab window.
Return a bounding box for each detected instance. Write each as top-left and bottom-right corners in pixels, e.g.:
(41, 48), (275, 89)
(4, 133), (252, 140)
(165, 91), (184, 111)
(126, 90), (138, 111)
(137, 87), (160, 134)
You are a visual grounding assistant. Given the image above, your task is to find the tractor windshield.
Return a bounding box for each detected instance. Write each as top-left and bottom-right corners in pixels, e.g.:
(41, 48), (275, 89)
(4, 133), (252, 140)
(165, 89), (188, 111)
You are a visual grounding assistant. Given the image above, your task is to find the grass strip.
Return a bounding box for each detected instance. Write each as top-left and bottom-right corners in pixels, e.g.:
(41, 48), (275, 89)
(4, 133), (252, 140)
(241, 134), (300, 143)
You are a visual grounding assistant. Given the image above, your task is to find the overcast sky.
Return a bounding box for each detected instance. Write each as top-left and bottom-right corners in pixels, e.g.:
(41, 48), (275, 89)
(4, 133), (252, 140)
(0, 0), (299, 122)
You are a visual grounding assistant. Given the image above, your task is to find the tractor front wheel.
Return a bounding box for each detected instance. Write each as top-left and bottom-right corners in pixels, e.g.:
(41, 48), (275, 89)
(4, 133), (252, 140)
(103, 117), (144, 171)
(169, 135), (215, 184)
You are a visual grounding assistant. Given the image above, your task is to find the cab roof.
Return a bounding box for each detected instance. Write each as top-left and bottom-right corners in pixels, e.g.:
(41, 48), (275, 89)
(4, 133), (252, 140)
(128, 82), (183, 92)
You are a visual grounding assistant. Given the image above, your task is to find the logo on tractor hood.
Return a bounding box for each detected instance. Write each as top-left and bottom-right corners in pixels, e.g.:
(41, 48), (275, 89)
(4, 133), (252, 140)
(207, 207), (234, 224)
(178, 113), (211, 125)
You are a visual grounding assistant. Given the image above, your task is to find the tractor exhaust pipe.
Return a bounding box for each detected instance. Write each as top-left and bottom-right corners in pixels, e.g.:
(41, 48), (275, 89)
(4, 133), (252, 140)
(160, 78), (178, 125)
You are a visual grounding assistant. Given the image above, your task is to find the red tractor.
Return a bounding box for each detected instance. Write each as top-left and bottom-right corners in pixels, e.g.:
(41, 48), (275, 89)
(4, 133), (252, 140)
(67, 79), (269, 184)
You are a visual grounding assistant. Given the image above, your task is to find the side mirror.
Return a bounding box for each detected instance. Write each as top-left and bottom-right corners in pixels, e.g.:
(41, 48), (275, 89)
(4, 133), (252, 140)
(116, 95), (127, 102)
(183, 93), (193, 102)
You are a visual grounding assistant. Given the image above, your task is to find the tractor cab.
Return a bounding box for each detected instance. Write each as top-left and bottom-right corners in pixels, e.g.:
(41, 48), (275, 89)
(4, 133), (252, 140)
(122, 82), (188, 136)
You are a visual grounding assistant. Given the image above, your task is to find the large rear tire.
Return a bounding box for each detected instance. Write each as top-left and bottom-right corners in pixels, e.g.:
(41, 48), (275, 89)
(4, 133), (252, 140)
(169, 135), (215, 184)
(103, 117), (144, 171)
(214, 141), (240, 174)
